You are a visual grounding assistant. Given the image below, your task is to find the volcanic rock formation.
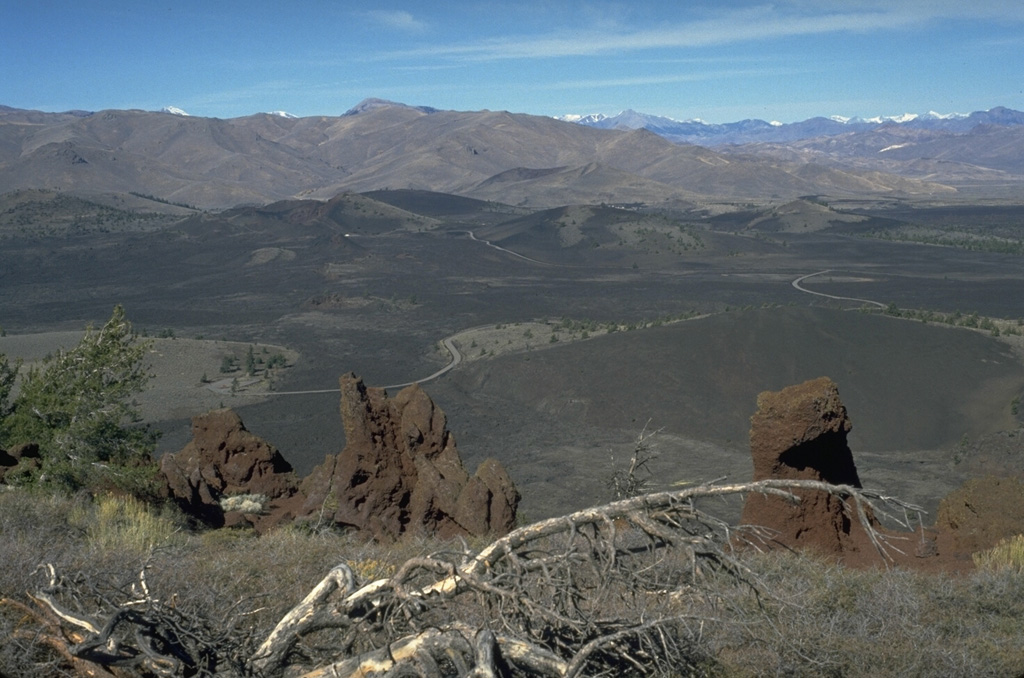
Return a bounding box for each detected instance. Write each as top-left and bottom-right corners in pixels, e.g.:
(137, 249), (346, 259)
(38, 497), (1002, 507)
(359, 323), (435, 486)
(161, 375), (519, 540)
(299, 373), (520, 541)
(160, 408), (302, 532)
(936, 475), (1024, 554)
(740, 377), (875, 556)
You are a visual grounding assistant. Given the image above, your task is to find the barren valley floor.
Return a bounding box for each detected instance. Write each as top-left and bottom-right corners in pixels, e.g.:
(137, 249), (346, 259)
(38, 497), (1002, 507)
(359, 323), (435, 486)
(2, 196), (1023, 519)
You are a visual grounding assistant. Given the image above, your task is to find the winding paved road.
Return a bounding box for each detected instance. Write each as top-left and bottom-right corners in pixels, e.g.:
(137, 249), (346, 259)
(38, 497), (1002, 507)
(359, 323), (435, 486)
(791, 270), (886, 309)
(465, 230), (551, 265)
(213, 336), (464, 397)
(220, 269), (884, 398)
(384, 337), (462, 389)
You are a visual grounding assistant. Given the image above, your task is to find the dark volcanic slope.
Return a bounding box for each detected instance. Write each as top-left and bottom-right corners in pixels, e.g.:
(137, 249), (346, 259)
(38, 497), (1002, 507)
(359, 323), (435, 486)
(361, 189), (505, 219)
(447, 306), (1023, 454)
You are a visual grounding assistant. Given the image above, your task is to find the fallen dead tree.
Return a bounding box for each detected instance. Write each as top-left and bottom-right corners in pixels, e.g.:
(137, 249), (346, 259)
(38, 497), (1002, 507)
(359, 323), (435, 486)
(7, 479), (923, 678)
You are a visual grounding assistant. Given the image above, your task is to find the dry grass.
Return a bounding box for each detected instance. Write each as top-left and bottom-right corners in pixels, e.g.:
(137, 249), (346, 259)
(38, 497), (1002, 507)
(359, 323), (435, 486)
(2, 488), (1024, 677)
(73, 493), (185, 555)
(973, 533), (1024, 573)
(705, 551), (1024, 677)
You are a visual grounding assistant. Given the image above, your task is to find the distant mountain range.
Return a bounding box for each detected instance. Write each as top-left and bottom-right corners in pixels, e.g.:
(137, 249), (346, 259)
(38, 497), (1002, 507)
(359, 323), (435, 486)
(556, 107), (1024, 146)
(1, 99), (1021, 209)
(160, 106), (299, 119)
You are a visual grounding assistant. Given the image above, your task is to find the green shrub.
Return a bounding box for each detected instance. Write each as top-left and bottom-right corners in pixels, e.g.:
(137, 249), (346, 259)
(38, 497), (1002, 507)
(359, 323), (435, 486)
(220, 355), (238, 373)
(0, 306), (159, 497)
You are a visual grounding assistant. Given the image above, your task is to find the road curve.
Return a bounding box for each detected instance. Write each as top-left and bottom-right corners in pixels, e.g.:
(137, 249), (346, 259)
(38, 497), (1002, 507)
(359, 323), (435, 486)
(791, 270), (886, 309)
(465, 230), (551, 265)
(385, 337), (462, 389)
(216, 336), (465, 397)
(217, 271), (884, 399)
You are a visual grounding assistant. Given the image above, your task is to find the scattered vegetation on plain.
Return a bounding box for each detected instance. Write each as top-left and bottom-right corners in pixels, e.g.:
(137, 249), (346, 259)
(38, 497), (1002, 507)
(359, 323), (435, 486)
(879, 303), (1023, 337)
(863, 223), (1024, 255)
(0, 190), (173, 238)
(454, 312), (704, 362)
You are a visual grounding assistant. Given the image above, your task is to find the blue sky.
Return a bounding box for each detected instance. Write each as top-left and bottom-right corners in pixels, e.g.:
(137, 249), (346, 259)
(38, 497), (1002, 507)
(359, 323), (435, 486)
(4, 1), (1023, 123)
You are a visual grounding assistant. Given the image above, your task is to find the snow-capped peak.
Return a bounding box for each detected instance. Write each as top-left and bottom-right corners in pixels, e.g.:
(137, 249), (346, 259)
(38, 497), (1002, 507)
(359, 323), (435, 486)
(555, 113), (607, 124)
(831, 111), (969, 125)
(832, 113), (919, 124)
(267, 110), (298, 118)
(161, 106), (190, 116)
(919, 110), (967, 120)
(887, 113), (919, 123)
(769, 120), (784, 127)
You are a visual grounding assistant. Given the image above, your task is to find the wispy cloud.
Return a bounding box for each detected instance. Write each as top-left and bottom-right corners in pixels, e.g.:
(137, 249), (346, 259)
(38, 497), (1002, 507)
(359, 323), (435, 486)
(769, 0), (1024, 21)
(177, 80), (314, 112)
(541, 68), (807, 91)
(375, 4), (1024, 62)
(361, 10), (429, 33)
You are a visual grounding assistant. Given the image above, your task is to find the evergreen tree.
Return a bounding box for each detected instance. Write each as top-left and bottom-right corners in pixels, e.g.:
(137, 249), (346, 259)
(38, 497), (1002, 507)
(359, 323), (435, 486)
(0, 305), (158, 494)
(0, 353), (19, 420)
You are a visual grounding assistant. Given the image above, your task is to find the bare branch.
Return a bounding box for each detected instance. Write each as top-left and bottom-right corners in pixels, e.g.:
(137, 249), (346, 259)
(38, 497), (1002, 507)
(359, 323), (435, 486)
(250, 562), (357, 677)
(20, 478), (923, 678)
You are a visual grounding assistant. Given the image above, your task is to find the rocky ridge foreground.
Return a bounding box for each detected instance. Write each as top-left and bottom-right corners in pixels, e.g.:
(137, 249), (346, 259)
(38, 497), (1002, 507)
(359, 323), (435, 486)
(159, 373), (520, 540)
(740, 376), (877, 557)
(298, 374), (519, 541)
(739, 376), (1024, 571)
(159, 408), (302, 533)
(149, 372), (1024, 563)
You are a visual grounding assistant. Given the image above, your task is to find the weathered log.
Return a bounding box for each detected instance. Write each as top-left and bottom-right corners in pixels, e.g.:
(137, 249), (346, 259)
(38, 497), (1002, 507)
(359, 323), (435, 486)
(298, 628), (471, 678)
(250, 562), (357, 677)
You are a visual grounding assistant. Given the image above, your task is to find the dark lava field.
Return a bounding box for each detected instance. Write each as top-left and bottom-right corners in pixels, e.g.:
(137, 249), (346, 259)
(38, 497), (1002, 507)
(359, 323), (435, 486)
(2, 192), (1023, 518)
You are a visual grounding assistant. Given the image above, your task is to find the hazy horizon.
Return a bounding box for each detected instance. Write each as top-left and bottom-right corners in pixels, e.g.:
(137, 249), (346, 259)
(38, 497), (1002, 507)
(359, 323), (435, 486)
(4, 1), (1023, 124)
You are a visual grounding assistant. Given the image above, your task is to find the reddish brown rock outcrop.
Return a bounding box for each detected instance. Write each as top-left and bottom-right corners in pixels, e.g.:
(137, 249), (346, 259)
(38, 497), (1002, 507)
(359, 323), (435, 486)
(160, 408), (302, 532)
(936, 475), (1024, 554)
(161, 376), (519, 540)
(740, 377), (874, 556)
(299, 373), (520, 541)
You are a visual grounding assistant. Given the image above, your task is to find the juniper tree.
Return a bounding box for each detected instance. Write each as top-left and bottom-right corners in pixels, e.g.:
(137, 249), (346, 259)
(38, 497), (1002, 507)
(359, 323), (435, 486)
(0, 353), (18, 420)
(0, 305), (158, 495)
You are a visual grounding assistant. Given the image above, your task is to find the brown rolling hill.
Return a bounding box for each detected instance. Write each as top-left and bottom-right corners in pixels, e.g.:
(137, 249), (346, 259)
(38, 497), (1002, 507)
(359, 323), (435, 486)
(0, 102), (954, 209)
(740, 198), (870, 233)
(725, 125), (1024, 190)
(464, 161), (701, 208)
